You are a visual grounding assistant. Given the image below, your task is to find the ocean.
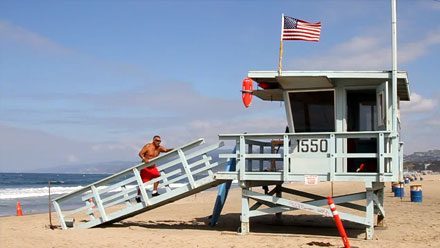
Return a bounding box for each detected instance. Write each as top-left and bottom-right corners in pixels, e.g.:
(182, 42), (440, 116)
(0, 172), (224, 217)
(0, 173), (109, 216)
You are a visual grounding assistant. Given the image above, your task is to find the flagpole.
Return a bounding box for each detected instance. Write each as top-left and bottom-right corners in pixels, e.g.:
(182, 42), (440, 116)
(391, 0), (401, 182)
(391, 0), (398, 134)
(278, 13), (284, 75)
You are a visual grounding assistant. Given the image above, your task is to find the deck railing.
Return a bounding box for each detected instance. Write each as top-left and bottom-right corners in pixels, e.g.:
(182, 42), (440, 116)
(218, 131), (400, 182)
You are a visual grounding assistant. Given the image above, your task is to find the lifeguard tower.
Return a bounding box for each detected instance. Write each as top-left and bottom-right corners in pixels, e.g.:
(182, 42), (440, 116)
(52, 69), (410, 240)
(214, 70), (410, 239)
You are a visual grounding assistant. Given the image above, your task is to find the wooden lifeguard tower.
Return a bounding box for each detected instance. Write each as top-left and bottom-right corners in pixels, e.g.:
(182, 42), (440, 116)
(214, 70), (410, 239)
(52, 70), (409, 239)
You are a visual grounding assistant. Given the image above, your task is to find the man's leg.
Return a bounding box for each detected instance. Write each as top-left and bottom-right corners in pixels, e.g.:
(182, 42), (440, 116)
(153, 182), (159, 192)
(151, 166), (161, 196)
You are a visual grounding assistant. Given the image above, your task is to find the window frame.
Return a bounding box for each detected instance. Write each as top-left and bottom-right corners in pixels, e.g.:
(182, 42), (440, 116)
(284, 89), (336, 133)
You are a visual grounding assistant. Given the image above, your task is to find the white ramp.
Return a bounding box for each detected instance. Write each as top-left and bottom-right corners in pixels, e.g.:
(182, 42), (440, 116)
(52, 138), (228, 229)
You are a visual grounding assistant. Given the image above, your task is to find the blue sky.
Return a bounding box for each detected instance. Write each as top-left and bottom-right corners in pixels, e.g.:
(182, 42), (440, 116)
(1, 0), (439, 172)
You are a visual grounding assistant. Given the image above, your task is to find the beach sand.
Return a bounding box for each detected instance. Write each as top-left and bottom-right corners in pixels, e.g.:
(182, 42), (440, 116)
(1, 175), (439, 248)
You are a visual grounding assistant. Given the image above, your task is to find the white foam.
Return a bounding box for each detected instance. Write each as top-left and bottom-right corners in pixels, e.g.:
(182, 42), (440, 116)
(0, 183), (188, 200)
(0, 186), (84, 199)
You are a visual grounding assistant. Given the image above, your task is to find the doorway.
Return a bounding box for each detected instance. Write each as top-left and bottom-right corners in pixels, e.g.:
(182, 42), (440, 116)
(346, 90), (377, 172)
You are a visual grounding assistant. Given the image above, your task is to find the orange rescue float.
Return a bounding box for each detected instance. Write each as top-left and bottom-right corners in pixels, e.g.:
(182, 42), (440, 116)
(242, 77), (253, 108)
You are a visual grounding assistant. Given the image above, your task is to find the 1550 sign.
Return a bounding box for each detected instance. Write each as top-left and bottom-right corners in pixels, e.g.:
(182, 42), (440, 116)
(296, 139), (328, 153)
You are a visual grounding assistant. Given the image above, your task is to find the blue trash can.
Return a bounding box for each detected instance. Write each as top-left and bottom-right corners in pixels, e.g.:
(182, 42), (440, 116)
(391, 182), (398, 193)
(410, 185), (423, 203)
(394, 184), (404, 198)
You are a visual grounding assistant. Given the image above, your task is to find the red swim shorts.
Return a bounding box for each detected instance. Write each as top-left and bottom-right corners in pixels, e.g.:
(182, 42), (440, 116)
(140, 165), (161, 182)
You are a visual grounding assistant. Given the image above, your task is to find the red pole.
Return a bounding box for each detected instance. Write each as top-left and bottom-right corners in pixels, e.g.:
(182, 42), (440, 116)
(327, 196), (350, 248)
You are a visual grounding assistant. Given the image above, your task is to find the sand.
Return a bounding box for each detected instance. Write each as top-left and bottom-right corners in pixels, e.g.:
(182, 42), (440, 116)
(1, 175), (440, 248)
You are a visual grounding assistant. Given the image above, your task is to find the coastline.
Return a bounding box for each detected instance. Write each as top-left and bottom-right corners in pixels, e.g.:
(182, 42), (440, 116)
(1, 176), (439, 247)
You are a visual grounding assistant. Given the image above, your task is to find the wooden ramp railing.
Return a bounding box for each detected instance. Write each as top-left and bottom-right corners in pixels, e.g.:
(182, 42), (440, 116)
(52, 138), (228, 229)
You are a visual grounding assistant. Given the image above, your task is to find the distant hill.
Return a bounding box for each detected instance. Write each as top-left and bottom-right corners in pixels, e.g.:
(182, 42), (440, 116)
(404, 149), (440, 163)
(36, 148), (231, 174)
(404, 149), (440, 172)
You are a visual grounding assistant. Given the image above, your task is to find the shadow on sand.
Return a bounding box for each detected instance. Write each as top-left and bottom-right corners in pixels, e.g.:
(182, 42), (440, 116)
(106, 213), (366, 238)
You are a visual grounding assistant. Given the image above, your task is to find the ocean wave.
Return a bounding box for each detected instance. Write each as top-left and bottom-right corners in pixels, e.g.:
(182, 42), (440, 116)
(0, 183), (188, 200)
(0, 186), (84, 199)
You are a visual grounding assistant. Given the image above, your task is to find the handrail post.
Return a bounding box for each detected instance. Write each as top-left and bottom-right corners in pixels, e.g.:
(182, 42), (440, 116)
(239, 135), (246, 182)
(178, 149), (196, 189)
(91, 185), (108, 222)
(378, 133), (385, 181)
(247, 144), (253, 172)
(133, 168), (150, 205)
(283, 134), (289, 181)
(329, 134), (336, 180)
(53, 201), (67, 230)
(328, 134), (338, 181)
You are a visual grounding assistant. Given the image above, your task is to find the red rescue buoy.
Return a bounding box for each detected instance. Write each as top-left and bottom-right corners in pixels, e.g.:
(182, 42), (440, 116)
(242, 77), (253, 108)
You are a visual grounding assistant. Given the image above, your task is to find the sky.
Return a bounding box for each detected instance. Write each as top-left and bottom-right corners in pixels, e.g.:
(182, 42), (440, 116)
(0, 0), (439, 172)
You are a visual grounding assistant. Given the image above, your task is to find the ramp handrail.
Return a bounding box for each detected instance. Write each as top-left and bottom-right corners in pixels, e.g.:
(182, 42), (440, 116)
(52, 138), (225, 229)
(53, 138), (204, 202)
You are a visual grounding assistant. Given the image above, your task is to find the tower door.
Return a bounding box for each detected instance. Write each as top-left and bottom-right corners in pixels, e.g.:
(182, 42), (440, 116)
(346, 89), (377, 172)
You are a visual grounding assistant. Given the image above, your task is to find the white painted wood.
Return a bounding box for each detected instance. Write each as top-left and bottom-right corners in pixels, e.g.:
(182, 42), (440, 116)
(91, 185), (108, 222)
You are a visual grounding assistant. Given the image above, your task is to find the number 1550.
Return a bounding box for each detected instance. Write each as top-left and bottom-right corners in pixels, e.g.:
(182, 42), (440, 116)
(296, 139), (328, 153)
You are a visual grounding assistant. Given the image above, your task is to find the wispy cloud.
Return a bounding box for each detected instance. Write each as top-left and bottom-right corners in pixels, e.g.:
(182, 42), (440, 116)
(0, 123), (140, 172)
(420, 1), (440, 11)
(0, 20), (72, 55)
(0, 102), (286, 171)
(399, 31), (440, 63)
(0, 77), (287, 171)
(291, 29), (440, 70)
(400, 93), (440, 153)
(401, 93), (437, 113)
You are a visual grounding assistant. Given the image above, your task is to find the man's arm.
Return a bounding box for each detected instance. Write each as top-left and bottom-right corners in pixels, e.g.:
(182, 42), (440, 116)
(159, 146), (173, 153)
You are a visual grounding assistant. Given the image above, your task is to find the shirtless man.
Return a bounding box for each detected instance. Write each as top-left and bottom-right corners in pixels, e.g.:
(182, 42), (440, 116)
(138, 135), (173, 196)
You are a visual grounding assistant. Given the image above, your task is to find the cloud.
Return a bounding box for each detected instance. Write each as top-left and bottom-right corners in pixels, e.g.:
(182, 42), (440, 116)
(401, 93), (437, 113)
(399, 31), (440, 63)
(0, 100), (286, 172)
(0, 78), (288, 172)
(0, 123), (139, 172)
(291, 29), (440, 70)
(0, 20), (72, 55)
(400, 93), (440, 153)
(1, 79), (284, 139)
(420, 1), (440, 11)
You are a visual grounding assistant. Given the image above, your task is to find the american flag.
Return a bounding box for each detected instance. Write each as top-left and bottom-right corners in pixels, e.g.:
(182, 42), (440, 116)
(282, 16), (321, 42)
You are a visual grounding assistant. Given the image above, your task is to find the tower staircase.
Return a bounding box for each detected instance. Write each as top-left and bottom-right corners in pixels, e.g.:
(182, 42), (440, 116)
(52, 138), (228, 229)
